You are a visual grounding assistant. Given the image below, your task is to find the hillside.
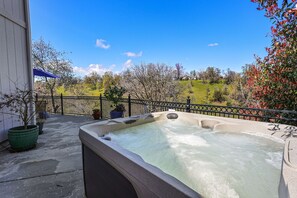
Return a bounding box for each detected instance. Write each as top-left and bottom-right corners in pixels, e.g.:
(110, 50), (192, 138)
(179, 80), (231, 105)
(53, 80), (232, 106)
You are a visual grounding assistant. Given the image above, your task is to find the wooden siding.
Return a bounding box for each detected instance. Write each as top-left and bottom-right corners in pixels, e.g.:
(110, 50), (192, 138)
(0, 0), (32, 142)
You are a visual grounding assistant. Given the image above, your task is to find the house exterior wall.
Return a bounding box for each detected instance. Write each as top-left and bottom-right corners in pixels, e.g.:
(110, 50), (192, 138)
(0, 0), (32, 142)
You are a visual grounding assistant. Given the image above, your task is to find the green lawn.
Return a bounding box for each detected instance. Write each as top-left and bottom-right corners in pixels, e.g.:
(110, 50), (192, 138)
(179, 80), (230, 105)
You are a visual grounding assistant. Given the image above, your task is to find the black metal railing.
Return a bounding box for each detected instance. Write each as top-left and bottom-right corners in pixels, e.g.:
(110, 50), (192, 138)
(38, 94), (297, 126)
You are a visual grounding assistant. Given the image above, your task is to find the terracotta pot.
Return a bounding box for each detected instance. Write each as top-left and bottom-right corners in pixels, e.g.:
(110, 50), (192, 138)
(92, 110), (101, 120)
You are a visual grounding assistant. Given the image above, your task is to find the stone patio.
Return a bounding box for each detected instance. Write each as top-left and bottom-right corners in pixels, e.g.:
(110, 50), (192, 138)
(0, 115), (97, 198)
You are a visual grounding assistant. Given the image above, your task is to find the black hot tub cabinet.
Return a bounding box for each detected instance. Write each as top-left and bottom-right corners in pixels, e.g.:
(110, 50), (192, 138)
(79, 113), (201, 198)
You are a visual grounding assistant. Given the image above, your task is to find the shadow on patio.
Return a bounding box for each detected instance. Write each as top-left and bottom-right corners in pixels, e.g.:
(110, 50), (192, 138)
(0, 115), (97, 198)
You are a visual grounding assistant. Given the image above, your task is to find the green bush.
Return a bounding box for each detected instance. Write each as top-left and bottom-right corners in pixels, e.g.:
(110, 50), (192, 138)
(104, 86), (126, 107)
(212, 88), (225, 102)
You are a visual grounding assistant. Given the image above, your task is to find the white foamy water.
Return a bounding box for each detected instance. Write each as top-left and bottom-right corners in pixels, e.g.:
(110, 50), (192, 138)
(108, 119), (284, 198)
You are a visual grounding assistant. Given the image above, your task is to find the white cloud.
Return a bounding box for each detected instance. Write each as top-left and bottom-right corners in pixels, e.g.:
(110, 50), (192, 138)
(208, 43), (219, 47)
(123, 59), (133, 70)
(124, 51), (143, 57)
(109, 64), (116, 70)
(73, 66), (87, 75)
(95, 39), (110, 49)
(73, 64), (115, 77)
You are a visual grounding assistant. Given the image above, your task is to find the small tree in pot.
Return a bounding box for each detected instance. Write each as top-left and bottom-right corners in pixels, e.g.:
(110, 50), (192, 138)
(0, 87), (45, 151)
(104, 86), (126, 119)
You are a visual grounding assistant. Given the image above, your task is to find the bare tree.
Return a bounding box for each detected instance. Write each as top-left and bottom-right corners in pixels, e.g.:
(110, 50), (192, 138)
(205, 67), (221, 84)
(224, 68), (239, 85)
(84, 71), (101, 90)
(175, 63), (183, 80)
(197, 70), (207, 83)
(190, 70), (197, 79)
(102, 71), (117, 90)
(122, 63), (179, 102)
(32, 38), (74, 113)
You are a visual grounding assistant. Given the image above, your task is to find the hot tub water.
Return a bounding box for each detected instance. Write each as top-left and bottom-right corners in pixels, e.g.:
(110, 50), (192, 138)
(108, 119), (283, 198)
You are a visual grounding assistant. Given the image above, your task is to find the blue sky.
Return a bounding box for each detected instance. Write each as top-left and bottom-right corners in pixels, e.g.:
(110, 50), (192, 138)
(29, 0), (272, 76)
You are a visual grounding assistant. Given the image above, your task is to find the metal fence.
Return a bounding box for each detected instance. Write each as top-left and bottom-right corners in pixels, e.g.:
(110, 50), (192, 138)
(38, 94), (297, 126)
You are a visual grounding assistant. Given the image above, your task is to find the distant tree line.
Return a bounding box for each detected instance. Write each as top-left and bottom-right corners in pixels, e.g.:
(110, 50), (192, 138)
(179, 66), (240, 85)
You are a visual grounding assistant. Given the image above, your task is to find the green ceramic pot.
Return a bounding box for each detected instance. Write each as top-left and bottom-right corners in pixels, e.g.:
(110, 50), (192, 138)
(8, 125), (39, 151)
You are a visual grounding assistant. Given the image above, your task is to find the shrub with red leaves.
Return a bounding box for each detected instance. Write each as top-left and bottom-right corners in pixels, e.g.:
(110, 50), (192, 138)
(245, 0), (297, 110)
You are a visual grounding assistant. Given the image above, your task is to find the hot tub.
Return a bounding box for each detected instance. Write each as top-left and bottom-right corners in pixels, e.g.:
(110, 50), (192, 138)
(79, 111), (297, 198)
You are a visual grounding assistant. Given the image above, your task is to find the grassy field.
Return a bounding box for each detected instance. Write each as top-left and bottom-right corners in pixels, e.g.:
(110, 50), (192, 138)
(55, 80), (231, 106)
(179, 80), (230, 105)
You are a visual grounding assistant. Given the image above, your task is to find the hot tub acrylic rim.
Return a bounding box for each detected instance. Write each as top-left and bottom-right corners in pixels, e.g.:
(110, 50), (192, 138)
(80, 111), (296, 198)
(79, 126), (201, 198)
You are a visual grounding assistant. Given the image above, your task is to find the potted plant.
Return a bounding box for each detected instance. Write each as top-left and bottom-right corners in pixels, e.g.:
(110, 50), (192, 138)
(0, 87), (44, 151)
(36, 111), (47, 134)
(104, 86), (126, 119)
(92, 108), (101, 120)
(35, 100), (47, 135)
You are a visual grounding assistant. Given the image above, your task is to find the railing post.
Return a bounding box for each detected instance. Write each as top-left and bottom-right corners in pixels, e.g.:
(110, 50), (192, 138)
(128, 94), (131, 117)
(100, 94), (103, 119)
(60, 93), (64, 115)
(186, 96), (191, 112)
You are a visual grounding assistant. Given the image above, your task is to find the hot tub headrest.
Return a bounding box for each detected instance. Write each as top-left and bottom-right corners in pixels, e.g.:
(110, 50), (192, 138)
(167, 113), (178, 119)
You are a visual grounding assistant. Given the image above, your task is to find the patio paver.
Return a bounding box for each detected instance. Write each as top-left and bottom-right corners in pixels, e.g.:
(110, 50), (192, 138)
(0, 115), (97, 198)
